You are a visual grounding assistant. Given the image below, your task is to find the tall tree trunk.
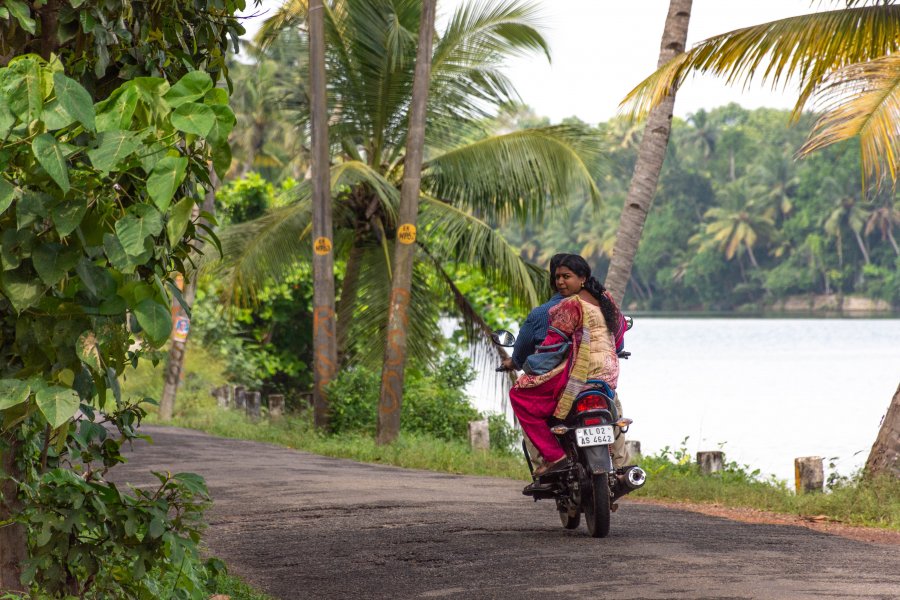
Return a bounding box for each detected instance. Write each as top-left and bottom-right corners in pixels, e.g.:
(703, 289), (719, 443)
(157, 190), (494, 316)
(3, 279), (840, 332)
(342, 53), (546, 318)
(604, 0), (693, 305)
(852, 229), (870, 265)
(310, 0), (338, 429)
(0, 437), (26, 593)
(746, 243), (759, 268)
(865, 382), (900, 478)
(376, 0), (437, 445)
(158, 172), (218, 421)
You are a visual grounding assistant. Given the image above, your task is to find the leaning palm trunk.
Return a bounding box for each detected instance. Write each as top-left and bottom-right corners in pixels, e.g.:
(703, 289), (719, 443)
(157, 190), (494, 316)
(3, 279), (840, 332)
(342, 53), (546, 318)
(377, 0), (438, 445)
(158, 174), (218, 421)
(309, 0), (338, 429)
(865, 382), (900, 478)
(605, 0), (693, 305)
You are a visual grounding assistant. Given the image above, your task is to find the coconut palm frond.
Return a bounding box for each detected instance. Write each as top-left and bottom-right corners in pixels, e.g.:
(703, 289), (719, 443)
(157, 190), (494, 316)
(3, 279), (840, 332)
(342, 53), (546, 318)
(256, 0), (309, 50)
(621, 4), (900, 121)
(422, 126), (600, 223)
(418, 196), (544, 311)
(203, 193), (314, 307)
(330, 160), (400, 224)
(800, 54), (900, 186)
(342, 244), (443, 368)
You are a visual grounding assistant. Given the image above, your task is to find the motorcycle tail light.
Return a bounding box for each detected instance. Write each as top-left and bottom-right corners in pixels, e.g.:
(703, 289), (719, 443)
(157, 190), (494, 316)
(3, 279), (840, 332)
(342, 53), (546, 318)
(583, 417), (602, 426)
(576, 394), (609, 413)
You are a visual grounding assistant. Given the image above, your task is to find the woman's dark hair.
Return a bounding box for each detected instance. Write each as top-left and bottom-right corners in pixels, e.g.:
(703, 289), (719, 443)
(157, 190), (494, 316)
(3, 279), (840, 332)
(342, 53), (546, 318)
(556, 254), (620, 333)
(548, 253), (570, 292)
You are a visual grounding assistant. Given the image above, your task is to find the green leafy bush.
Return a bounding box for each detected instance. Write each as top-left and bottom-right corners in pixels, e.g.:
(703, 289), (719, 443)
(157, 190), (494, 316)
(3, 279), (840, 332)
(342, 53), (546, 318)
(327, 354), (482, 441)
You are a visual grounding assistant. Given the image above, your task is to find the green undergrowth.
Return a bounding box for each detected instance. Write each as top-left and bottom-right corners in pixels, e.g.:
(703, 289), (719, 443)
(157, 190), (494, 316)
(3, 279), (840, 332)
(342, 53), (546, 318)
(209, 573), (277, 600)
(632, 442), (900, 530)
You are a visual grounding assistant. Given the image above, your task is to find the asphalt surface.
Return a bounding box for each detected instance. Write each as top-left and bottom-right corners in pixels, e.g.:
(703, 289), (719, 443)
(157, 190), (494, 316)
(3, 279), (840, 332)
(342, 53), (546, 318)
(115, 427), (900, 600)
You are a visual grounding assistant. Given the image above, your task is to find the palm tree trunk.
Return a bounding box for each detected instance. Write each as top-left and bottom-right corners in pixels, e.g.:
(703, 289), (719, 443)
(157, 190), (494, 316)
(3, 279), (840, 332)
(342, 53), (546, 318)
(310, 0), (338, 429)
(888, 228), (900, 256)
(852, 229), (870, 264)
(746, 243), (759, 268)
(865, 382), (900, 478)
(605, 0), (693, 305)
(158, 173), (217, 421)
(377, 0), (437, 445)
(0, 438), (26, 593)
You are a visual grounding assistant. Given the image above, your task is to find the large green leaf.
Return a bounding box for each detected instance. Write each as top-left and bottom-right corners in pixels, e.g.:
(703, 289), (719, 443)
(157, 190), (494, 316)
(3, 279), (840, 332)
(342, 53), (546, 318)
(32, 134), (70, 193)
(87, 131), (141, 173)
(0, 379), (31, 410)
(0, 178), (15, 214)
(103, 232), (142, 274)
(133, 297), (171, 346)
(211, 142), (232, 180)
(35, 385), (80, 428)
(147, 156), (189, 211)
(115, 205), (164, 256)
(0, 267), (46, 312)
(16, 190), (48, 230)
(32, 242), (80, 285)
(51, 198), (88, 237)
(1, 56), (42, 121)
(0, 99), (14, 138)
(164, 71), (213, 108)
(207, 104), (236, 145)
(94, 85), (139, 132)
(170, 102), (215, 137)
(41, 100), (76, 130)
(166, 196), (195, 246)
(52, 72), (96, 131)
(4, 0), (36, 34)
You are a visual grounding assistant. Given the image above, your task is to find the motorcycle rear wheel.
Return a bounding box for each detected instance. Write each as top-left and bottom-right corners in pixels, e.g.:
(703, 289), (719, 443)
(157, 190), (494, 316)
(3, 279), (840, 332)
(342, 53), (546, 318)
(583, 473), (611, 538)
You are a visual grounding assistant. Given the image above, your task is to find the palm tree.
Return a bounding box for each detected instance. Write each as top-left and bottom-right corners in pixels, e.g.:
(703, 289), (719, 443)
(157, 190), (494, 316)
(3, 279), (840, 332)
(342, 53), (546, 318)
(865, 200), (900, 256)
(692, 204), (775, 271)
(823, 192), (872, 266)
(604, 0), (693, 305)
(207, 0), (598, 375)
(620, 0), (900, 478)
(377, 0), (437, 445)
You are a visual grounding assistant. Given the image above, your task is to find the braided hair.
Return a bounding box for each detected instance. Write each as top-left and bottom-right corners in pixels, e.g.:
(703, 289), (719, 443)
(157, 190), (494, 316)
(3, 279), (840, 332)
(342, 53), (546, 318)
(556, 255), (620, 333)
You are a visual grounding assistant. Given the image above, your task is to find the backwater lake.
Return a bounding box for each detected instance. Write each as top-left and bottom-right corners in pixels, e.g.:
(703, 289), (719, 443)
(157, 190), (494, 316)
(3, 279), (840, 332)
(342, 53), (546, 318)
(473, 317), (900, 485)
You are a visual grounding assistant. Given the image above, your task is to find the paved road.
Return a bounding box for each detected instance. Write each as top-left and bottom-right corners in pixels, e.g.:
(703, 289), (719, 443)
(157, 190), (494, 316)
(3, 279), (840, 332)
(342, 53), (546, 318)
(116, 427), (900, 600)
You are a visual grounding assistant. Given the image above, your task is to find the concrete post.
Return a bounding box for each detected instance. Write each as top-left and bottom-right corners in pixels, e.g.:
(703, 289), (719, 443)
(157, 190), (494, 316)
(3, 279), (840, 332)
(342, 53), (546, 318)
(468, 419), (490, 451)
(234, 386), (246, 410)
(625, 440), (641, 462)
(697, 451), (724, 474)
(795, 456), (824, 494)
(268, 394), (285, 419)
(246, 391), (261, 419)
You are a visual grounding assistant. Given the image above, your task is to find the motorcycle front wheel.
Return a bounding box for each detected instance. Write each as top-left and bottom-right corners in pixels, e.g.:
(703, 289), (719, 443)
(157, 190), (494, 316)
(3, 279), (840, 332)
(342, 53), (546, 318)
(583, 472), (611, 538)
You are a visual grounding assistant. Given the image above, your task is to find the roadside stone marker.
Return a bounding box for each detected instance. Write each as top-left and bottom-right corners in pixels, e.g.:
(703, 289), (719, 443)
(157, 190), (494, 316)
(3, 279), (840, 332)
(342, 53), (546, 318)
(468, 419), (490, 451)
(234, 386), (247, 410)
(697, 451), (724, 474)
(795, 456), (824, 493)
(268, 394), (285, 419)
(246, 391), (262, 419)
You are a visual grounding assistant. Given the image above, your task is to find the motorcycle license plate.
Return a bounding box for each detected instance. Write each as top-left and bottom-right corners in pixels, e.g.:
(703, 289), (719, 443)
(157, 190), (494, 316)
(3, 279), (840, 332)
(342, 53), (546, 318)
(576, 425), (614, 447)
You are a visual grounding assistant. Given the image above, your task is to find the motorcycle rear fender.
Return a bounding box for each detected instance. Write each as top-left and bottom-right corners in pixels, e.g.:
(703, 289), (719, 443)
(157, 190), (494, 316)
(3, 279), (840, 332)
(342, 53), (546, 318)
(581, 444), (613, 475)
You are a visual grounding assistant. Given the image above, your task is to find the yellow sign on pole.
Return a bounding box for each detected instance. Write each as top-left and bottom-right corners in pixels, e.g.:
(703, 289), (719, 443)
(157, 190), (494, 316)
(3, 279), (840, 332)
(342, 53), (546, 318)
(313, 237), (333, 255)
(397, 224), (416, 244)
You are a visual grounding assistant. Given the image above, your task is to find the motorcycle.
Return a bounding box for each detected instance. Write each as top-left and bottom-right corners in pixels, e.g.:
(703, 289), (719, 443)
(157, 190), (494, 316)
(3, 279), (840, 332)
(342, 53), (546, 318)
(492, 318), (646, 538)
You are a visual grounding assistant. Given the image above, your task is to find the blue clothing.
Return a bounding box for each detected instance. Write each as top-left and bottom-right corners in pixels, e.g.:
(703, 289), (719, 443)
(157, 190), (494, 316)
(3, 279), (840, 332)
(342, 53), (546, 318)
(511, 293), (564, 369)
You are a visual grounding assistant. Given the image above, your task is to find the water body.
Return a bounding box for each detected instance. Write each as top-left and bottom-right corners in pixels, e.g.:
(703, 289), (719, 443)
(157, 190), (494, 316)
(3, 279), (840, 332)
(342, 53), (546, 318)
(473, 318), (900, 484)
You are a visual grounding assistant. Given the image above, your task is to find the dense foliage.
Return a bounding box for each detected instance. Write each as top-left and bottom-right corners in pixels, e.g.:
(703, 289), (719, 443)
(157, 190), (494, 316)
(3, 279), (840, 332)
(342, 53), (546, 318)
(503, 105), (900, 311)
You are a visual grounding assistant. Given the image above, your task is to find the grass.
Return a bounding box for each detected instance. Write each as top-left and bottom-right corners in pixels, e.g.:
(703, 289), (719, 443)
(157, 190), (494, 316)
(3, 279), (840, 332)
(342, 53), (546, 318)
(632, 443), (900, 530)
(125, 343), (900, 531)
(209, 573), (277, 600)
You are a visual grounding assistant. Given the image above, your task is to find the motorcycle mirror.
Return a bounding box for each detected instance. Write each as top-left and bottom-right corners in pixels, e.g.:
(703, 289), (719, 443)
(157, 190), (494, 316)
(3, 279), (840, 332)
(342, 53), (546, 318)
(624, 315), (633, 331)
(491, 329), (516, 347)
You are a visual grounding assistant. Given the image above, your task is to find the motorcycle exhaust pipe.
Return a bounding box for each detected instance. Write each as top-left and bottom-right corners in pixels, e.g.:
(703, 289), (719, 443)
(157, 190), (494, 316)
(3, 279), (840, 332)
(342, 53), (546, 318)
(617, 466), (646, 491)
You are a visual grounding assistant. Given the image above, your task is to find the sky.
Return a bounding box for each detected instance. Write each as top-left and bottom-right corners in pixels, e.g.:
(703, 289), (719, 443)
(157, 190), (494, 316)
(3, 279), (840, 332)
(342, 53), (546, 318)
(237, 0), (828, 124)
